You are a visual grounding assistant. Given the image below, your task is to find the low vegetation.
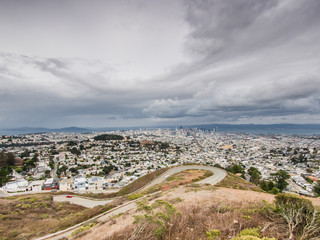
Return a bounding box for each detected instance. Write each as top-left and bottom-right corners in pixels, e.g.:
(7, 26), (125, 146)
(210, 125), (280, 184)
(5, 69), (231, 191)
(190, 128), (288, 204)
(0, 194), (119, 240)
(216, 173), (264, 192)
(116, 167), (169, 196)
(161, 169), (213, 191)
(71, 222), (97, 238)
(102, 193), (320, 240)
(93, 134), (124, 141)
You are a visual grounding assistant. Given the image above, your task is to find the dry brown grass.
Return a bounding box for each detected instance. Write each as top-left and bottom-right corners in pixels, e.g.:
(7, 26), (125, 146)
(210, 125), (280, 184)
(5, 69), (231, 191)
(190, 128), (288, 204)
(216, 173), (264, 192)
(160, 169), (212, 191)
(0, 194), (122, 240)
(102, 199), (287, 240)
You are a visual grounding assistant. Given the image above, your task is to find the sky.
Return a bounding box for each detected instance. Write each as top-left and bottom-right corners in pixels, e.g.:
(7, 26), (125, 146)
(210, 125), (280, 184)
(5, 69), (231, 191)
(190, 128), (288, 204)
(0, 0), (320, 128)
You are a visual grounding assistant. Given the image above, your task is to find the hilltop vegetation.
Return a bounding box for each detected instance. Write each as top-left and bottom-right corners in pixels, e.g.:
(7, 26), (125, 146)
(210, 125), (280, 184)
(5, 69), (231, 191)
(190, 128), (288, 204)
(93, 134), (124, 141)
(78, 188), (320, 240)
(0, 194), (124, 240)
(0, 151), (22, 186)
(215, 173), (264, 192)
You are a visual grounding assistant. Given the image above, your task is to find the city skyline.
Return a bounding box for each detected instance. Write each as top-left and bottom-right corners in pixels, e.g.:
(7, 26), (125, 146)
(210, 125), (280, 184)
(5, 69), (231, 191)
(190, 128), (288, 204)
(1, 0), (320, 128)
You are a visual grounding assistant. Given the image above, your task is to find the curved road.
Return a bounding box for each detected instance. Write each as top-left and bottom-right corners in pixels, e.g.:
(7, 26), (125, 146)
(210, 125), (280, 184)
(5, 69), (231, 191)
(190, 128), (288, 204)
(140, 165), (227, 191)
(37, 165), (226, 240)
(53, 195), (113, 208)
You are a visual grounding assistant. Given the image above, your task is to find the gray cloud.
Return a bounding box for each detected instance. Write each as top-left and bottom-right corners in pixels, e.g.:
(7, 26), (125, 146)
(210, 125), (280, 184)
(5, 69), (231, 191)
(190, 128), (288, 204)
(0, 0), (320, 128)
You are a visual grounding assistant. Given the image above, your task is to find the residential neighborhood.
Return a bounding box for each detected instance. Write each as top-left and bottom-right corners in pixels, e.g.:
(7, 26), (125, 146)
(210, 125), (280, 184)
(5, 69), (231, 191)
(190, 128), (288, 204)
(1, 129), (319, 196)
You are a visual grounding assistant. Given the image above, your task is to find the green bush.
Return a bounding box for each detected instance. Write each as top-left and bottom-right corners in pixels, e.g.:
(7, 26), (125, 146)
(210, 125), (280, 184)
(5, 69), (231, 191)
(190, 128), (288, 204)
(71, 222), (96, 237)
(134, 200), (178, 239)
(127, 193), (143, 200)
(206, 229), (221, 240)
(274, 193), (320, 240)
(231, 228), (276, 240)
(238, 228), (260, 237)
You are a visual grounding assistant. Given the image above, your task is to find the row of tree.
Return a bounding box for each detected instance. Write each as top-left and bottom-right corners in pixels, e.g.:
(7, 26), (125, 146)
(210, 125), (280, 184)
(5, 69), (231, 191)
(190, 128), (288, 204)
(0, 151), (16, 186)
(225, 163), (320, 196)
(225, 164), (290, 193)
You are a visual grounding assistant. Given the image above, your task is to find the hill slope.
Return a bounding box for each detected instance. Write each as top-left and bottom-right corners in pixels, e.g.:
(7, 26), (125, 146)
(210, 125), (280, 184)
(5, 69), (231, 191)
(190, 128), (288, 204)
(73, 185), (320, 240)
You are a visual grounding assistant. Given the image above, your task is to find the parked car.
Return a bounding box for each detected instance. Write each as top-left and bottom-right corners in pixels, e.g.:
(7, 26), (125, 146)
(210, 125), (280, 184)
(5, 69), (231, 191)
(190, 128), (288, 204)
(66, 195), (73, 198)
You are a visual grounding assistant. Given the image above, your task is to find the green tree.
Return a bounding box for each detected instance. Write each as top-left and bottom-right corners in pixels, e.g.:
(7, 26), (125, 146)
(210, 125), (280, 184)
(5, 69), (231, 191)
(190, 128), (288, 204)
(0, 167), (11, 186)
(44, 170), (51, 178)
(274, 193), (320, 240)
(313, 181), (320, 196)
(248, 167), (261, 185)
(226, 164), (245, 175)
(7, 152), (15, 166)
(271, 170), (290, 192)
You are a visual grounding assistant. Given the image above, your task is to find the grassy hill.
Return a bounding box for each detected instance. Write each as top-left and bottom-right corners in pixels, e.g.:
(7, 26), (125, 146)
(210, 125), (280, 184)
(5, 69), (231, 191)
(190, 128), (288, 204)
(71, 175), (320, 240)
(215, 173), (264, 192)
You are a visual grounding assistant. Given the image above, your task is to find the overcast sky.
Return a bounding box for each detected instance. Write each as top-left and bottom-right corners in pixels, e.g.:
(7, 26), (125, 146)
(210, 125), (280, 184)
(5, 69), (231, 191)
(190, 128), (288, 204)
(0, 0), (320, 128)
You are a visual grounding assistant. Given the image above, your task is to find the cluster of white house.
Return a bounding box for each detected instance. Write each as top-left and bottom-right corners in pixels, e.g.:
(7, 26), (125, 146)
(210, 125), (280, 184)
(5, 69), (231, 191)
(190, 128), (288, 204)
(2, 175), (125, 193)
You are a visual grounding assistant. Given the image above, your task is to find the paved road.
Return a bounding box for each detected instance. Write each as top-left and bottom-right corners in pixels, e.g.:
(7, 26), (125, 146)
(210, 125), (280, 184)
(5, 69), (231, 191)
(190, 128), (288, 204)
(53, 159), (58, 180)
(53, 195), (113, 208)
(36, 165), (226, 240)
(140, 165), (227, 192)
(0, 189), (10, 197)
(36, 194), (154, 240)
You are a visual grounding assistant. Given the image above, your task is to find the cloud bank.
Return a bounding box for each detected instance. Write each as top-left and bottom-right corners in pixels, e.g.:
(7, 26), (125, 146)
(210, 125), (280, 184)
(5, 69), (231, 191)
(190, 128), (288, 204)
(0, 0), (320, 127)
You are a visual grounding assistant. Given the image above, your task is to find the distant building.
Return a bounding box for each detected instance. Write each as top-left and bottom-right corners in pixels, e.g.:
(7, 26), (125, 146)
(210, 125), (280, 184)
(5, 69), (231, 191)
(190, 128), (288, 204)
(43, 178), (59, 190)
(59, 178), (73, 191)
(28, 180), (45, 192)
(87, 176), (104, 190)
(5, 179), (28, 192)
(73, 176), (88, 191)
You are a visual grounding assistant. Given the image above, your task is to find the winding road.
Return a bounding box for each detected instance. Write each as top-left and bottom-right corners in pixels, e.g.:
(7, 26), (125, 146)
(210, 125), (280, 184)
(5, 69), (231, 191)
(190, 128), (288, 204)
(36, 165), (226, 240)
(140, 165), (226, 191)
(53, 195), (113, 208)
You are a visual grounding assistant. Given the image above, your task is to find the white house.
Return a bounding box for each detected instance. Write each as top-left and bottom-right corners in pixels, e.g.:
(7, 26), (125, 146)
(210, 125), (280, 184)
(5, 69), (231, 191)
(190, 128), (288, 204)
(59, 178), (73, 191)
(5, 179), (28, 192)
(28, 180), (45, 192)
(73, 176), (88, 191)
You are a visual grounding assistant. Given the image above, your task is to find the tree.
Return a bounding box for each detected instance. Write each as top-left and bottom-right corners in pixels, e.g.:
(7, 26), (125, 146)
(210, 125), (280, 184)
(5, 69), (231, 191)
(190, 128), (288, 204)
(248, 167), (261, 185)
(44, 170), (51, 178)
(274, 193), (320, 240)
(57, 165), (68, 176)
(271, 170), (290, 192)
(313, 181), (320, 196)
(213, 163), (224, 169)
(6, 152), (15, 166)
(226, 164), (245, 175)
(0, 167), (11, 187)
(0, 151), (16, 167)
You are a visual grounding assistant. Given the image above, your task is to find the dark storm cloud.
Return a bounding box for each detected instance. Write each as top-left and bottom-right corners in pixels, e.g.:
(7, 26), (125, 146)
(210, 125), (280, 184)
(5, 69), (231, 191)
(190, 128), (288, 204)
(143, 0), (320, 123)
(0, 0), (320, 127)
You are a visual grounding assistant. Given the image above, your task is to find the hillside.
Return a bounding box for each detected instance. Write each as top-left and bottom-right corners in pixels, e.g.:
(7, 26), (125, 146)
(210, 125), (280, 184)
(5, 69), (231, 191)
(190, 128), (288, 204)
(1, 168), (320, 240)
(73, 184), (320, 240)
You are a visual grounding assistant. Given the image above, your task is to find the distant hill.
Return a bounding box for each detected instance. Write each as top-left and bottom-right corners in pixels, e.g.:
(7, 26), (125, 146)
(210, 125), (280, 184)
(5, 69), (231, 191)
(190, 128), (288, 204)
(2, 123), (320, 136)
(2, 126), (92, 135)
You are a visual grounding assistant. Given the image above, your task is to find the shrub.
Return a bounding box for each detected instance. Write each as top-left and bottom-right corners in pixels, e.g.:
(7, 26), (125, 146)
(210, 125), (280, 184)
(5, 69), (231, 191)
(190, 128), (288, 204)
(206, 229), (221, 240)
(38, 214), (50, 219)
(270, 187), (279, 195)
(133, 200), (178, 239)
(274, 193), (320, 240)
(127, 193), (143, 200)
(71, 222), (96, 237)
(231, 228), (276, 240)
(238, 228), (260, 237)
